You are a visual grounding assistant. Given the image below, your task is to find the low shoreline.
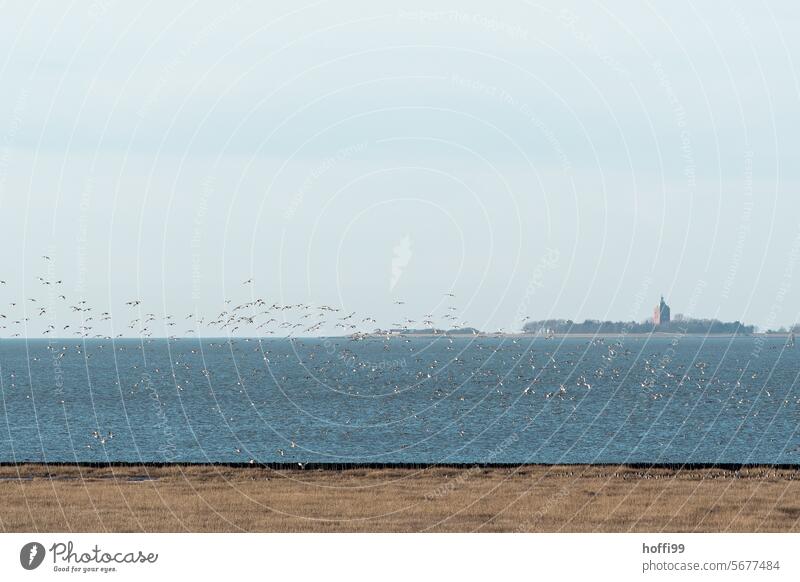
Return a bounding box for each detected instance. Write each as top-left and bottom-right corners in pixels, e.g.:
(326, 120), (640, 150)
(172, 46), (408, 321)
(2, 463), (799, 532)
(1, 461), (799, 469)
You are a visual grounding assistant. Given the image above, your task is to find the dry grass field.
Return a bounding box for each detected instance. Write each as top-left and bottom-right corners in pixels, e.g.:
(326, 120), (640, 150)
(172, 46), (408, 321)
(1, 464), (799, 532)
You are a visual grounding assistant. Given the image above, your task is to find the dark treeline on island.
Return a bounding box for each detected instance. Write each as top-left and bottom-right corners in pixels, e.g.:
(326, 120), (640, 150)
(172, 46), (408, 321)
(522, 317), (756, 335)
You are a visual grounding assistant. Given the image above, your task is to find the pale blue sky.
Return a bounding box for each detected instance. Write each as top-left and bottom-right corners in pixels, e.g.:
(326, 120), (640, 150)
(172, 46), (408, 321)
(1, 0), (799, 335)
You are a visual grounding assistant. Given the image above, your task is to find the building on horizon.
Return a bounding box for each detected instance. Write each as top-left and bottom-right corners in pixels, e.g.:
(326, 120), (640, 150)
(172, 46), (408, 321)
(653, 296), (671, 326)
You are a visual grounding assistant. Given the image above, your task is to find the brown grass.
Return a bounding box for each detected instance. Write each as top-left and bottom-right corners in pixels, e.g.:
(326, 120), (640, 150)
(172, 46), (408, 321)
(1, 464), (799, 532)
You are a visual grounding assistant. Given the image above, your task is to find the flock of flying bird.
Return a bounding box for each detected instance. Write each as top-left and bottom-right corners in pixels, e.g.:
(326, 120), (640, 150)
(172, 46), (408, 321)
(0, 256), (479, 340)
(2, 256), (799, 462)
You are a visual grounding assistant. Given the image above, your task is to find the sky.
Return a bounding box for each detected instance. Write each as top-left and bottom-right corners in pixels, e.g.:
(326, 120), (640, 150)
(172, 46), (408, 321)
(1, 0), (800, 336)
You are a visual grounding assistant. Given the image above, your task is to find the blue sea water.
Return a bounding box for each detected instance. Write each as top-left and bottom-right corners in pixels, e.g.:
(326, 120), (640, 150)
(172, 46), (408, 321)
(0, 336), (798, 464)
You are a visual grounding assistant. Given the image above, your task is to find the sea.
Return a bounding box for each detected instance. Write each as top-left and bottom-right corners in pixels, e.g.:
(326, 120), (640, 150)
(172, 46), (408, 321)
(0, 335), (798, 464)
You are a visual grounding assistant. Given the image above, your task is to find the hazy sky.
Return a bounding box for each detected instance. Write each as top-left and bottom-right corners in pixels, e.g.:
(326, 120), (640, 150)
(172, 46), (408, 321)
(1, 0), (800, 335)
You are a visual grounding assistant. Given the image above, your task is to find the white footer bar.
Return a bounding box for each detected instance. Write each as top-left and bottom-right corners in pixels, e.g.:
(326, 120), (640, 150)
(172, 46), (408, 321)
(2, 533), (797, 581)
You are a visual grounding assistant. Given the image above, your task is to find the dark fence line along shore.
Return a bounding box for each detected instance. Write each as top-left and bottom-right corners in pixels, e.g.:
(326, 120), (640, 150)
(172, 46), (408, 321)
(2, 461), (799, 471)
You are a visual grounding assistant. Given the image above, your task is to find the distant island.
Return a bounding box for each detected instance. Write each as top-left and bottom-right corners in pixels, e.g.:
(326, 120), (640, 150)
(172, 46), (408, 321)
(523, 295), (756, 336)
(366, 296), (784, 338)
(385, 327), (482, 335)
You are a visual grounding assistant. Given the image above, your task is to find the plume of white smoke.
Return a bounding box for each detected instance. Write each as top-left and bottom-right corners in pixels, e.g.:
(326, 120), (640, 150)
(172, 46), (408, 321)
(390, 236), (412, 291)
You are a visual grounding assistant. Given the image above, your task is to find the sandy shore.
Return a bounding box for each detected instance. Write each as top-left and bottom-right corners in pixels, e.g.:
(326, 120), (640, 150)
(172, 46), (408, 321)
(2, 464), (799, 532)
